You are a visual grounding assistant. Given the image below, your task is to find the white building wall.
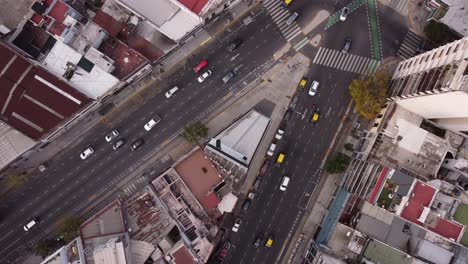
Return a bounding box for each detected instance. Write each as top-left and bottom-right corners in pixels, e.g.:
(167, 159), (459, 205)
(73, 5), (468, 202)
(396, 91), (468, 119)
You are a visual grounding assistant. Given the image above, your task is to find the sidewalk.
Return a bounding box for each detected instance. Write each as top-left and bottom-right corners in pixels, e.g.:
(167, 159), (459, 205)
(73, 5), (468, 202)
(0, 2), (261, 189)
(407, 0), (430, 35)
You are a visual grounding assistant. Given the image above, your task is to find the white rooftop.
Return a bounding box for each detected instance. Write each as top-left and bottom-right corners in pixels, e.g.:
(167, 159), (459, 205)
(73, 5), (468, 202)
(440, 0), (468, 37)
(207, 110), (270, 166)
(43, 41), (119, 99)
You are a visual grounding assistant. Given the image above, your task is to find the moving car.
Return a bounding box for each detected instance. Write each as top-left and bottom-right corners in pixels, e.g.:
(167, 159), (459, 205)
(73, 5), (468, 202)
(267, 142), (277, 156)
(275, 153), (285, 167)
(342, 38), (352, 53)
(265, 234), (274, 248)
(113, 138), (126, 150)
(260, 160), (270, 175)
(131, 139), (144, 151)
(165, 86), (179, 98)
(286, 12), (299, 26)
(222, 70), (236, 83)
(193, 59), (208, 73)
(197, 70), (212, 83)
(23, 218), (39, 231)
(253, 233), (264, 248)
(227, 38), (243, 52)
(311, 107), (320, 125)
(308, 81), (319, 96)
(144, 115), (161, 131)
(105, 129), (119, 142)
(340, 7), (349, 21)
(232, 218), (242, 232)
(297, 77), (308, 91)
(282, 0), (293, 7)
(80, 147), (94, 160)
(280, 176), (290, 191)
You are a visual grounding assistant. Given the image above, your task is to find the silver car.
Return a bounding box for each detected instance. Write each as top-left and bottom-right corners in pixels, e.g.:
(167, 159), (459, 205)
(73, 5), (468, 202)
(286, 12), (299, 26)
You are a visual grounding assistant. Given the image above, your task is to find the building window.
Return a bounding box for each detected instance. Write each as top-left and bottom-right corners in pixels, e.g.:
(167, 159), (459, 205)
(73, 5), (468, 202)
(438, 50), (443, 58)
(373, 123), (379, 127)
(377, 114), (383, 118)
(425, 55), (430, 62)
(454, 44), (460, 53)
(432, 52), (437, 60)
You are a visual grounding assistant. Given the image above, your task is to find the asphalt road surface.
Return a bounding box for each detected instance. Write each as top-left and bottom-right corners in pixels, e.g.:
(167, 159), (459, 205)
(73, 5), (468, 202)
(0, 7), (285, 263)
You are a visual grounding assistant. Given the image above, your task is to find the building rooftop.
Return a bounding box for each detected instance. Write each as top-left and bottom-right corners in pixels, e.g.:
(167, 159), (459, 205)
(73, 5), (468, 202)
(400, 181), (436, 224)
(174, 148), (222, 214)
(0, 0), (35, 30)
(125, 190), (176, 244)
(369, 103), (449, 179)
(439, 0), (468, 37)
(0, 43), (91, 140)
(415, 239), (454, 264)
(0, 121), (35, 170)
(43, 40), (119, 98)
(363, 239), (412, 264)
(170, 244), (196, 264)
(177, 0), (209, 15)
(79, 200), (126, 240)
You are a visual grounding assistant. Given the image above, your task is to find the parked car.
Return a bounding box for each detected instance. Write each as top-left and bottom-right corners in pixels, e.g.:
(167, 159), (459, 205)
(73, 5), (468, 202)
(232, 217), (242, 232)
(283, 109), (293, 121)
(342, 38), (352, 53)
(227, 38), (243, 52)
(260, 160), (271, 175)
(80, 147), (94, 160)
(193, 59), (208, 73)
(241, 199), (251, 212)
(144, 115), (161, 131)
(265, 234), (274, 248)
(252, 176), (263, 190)
(267, 142), (277, 156)
(297, 77), (308, 91)
(275, 123), (286, 140)
(113, 138), (126, 150)
(131, 139), (144, 151)
(289, 94), (300, 109)
(222, 70), (236, 83)
(105, 129), (119, 142)
(197, 70), (212, 83)
(340, 7), (349, 21)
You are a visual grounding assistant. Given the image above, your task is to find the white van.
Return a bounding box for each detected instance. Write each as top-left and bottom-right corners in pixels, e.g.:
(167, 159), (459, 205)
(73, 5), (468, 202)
(24, 218), (38, 231)
(280, 176), (290, 191)
(165, 86), (179, 98)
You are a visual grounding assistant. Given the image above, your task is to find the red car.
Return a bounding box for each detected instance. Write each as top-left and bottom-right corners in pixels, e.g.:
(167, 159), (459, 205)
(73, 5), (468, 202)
(260, 159), (271, 175)
(193, 59), (208, 73)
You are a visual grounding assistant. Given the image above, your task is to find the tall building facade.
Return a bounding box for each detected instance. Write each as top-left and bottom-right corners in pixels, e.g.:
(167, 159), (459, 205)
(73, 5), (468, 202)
(388, 37), (468, 134)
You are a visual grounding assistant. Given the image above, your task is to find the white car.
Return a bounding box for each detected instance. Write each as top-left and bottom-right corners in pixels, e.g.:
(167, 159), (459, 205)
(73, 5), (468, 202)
(105, 129), (119, 142)
(280, 176), (290, 191)
(80, 147), (94, 160)
(144, 115), (161, 131)
(23, 218), (39, 231)
(308, 81), (319, 96)
(197, 70), (212, 83)
(340, 7), (349, 21)
(165, 86), (179, 98)
(267, 142), (277, 156)
(232, 218), (242, 232)
(275, 127), (284, 140)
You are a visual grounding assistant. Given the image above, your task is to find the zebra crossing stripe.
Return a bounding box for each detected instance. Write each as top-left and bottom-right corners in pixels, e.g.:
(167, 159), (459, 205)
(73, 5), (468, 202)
(348, 55), (361, 73)
(327, 51), (339, 66)
(324, 49), (337, 66)
(264, 1), (276, 8)
(283, 26), (298, 36)
(293, 37), (309, 51)
(354, 57), (367, 74)
(270, 6), (286, 18)
(313, 48), (324, 64)
(319, 49), (331, 64)
(338, 54), (351, 71)
(334, 53), (346, 68)
(275, 12), (290, 23)
(286, 30), (302, 42)
(344, 54), (358, 72)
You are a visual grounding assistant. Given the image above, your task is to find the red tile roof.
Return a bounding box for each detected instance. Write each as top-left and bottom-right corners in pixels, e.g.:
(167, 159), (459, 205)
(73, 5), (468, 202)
(47, 0), (69, 23)
(177, 0), (209, 15)
(93, 10), (123, 37)
(48, 21), (66, 36)
(401, 181), (436, 224)
(368, 167), (388, 204)
(428, 218), (464, 242)
(0, 43), (91, 140)
(172, 245), (196, 264)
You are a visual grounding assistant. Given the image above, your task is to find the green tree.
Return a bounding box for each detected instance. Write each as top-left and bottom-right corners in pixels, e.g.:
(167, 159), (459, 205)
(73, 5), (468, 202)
(34, 239), (60, 257)
(344, 143), (354, 151)
(424, 20), (454, 46)
(57, 216), (82, 243)
(348, 71), (388, 119)
(325, 153), (351, 174)
(5, 172), (27, 188)
(182, 122), (208, 143)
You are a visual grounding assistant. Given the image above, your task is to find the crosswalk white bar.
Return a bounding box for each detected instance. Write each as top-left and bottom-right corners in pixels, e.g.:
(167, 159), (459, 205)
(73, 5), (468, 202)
(354, 57), (367, 74)
(316, 48), (330, 64)
(264, 0), (277, 9)
(286, 30), (302, 42)
(362, 58), (373, 75)
(271, 7), (287, 19)
(282, 25), (298, 36)
(324, 49), (338, 66)
(337, 54), (351, 70)
(275, 11), (290, 23)
(313, 48), (324, 64)
(348, 55), (362, 73)
(327, 50), (339, 67)
(268, 3), (282, 13)
(278, 21), (290, 31)
(320, 49), (333, 65)
(330, 53), (344, 69)
(294, 38), (309, 51)
(334, 52), (347, 69)
(344, 54), (358, 72)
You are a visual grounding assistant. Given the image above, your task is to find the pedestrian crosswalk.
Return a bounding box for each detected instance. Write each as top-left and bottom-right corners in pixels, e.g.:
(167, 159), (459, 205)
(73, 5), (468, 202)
(312, 47), (381, 76)
(262, 0), (303, 42)
(382, 0), (408, 16)
(397, 30), (423, 59)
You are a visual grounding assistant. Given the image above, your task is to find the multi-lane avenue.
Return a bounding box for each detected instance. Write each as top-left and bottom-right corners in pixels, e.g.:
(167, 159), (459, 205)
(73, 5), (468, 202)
(0, 0), (413, 262)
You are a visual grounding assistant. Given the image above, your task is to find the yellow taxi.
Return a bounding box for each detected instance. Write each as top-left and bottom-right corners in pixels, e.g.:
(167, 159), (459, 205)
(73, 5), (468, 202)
(311, 108), (320, 125)
(282, 0), (293, 7)
(276, 153), (285, 166)
(265, 235), (274, 248)
(297, 77), (308, 91)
